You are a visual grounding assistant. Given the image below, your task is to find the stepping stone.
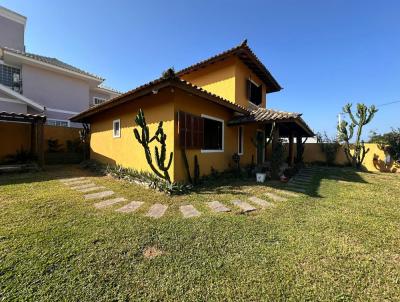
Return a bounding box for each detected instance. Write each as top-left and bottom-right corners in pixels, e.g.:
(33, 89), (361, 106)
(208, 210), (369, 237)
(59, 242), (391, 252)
(207, 201), (231, 213)
(248, 196), (275, 208)
(60, 177), (86, 183)
(180, 205), (201, 218)
(232, 200), (257, 213)
(146, 203), (168, 218)
(94, 197), (126, 209)
(66, 180), (92, 186)
(116, 201), (144, 213)
(264, 192), (287, 202)
(84, 191), (114, 200)
(70, 183), (97, 190)
(77, 186), (106, 193)
(290, 180), (311, 186)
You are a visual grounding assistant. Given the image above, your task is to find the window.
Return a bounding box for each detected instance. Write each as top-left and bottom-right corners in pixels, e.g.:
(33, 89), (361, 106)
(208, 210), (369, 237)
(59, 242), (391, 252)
(46, 119), (69, 127)
(0, 64), (22, 92)
(247, 79), (262, 106)
(238, 126), (244, 155)
(113, 119), (121, 138)
(93, 97), (106, 105)
(202, 115), (224, 152)
(178, 111), (224, 152)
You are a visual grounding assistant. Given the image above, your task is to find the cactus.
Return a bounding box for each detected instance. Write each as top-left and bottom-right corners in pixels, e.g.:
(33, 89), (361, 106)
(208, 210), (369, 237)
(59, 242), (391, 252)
(194, 155), (200, 184)
(338, 103), (378, 168)
(134, 109), (173, 183)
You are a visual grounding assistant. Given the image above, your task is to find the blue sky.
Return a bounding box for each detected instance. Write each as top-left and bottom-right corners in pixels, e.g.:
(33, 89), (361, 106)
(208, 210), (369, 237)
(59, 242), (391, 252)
(2, 0), (399, 139)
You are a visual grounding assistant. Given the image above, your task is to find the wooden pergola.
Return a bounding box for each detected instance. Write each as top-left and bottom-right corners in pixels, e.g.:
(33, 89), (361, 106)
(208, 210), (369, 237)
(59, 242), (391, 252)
(0, 111), (47, 166)
(228, 108), (314, 166)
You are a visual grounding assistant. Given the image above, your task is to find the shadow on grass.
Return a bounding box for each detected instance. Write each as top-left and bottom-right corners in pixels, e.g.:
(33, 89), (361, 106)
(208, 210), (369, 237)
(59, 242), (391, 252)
(0, 164), (101, 186)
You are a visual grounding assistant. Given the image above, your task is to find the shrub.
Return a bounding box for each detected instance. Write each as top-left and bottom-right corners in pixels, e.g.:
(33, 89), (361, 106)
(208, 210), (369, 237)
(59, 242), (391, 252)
(317, 132), (340, 165)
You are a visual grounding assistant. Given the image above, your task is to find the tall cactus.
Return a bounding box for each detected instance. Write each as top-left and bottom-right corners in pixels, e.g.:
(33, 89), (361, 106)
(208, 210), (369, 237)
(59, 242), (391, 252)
(338, 103), (378, 168)
(134, 109), (173, 182)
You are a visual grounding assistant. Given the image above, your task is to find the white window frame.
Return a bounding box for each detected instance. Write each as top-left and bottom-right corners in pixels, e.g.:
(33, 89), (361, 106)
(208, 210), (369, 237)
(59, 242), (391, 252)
(113, 119), (121, 138)
(46, 118), (70, 127)
(237, 126), (244, 155)
(93, 97), (106, 106)
(201, 114), (224, 153)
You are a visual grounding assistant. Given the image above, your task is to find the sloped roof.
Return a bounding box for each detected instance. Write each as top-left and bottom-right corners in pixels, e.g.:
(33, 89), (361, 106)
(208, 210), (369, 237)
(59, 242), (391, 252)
(176, 40), (282, 93)
(3, 47), (104, 80)
(70, 74), (249, 122)
(0, 111), (46, 123)
(228, 107), (314, 137)
(0, 83), (44, 111)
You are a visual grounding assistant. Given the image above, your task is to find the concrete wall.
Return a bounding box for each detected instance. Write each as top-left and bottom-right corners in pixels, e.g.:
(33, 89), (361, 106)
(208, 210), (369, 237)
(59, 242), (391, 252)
(0, 15), (25, 51)
(22, 64), (90, 117)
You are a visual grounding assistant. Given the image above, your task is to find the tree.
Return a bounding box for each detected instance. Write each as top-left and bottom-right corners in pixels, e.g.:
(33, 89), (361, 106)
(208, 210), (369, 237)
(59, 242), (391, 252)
(369, 128), (400, 160)
(337, 103), (378, 168)
(316, 132), (340, 165)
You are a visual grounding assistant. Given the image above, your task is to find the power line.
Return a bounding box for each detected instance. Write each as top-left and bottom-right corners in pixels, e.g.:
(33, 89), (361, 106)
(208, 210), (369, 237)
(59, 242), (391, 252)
(376, 100), (400, 107)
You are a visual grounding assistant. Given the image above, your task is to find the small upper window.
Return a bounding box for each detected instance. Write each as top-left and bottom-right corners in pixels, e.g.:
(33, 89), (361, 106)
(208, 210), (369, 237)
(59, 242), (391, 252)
(238, 126), (244, 155)
(113, 119), (121, 138)
(247, 79), (262, 106)
(46, 119), (69, 127)
(94, 97), (106, 106)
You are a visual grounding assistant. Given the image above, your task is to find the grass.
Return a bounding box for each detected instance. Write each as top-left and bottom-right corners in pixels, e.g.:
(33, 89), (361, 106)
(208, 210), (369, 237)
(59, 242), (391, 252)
(0, 165), (399, 301)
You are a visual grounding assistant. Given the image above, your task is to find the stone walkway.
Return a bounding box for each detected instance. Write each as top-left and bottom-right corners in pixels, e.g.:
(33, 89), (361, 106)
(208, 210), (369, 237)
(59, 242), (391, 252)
(59, 176), (300, 219)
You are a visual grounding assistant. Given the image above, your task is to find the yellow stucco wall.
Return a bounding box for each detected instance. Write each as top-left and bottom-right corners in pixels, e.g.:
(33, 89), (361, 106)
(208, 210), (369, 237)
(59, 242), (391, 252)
(180, 56), (266, 109)
(234, 58), (266, 108)
(295, 143), (392, 172)
(0, 122), (31, 160)
(173, 89), (260, 182)
(89, 89), (175, 178)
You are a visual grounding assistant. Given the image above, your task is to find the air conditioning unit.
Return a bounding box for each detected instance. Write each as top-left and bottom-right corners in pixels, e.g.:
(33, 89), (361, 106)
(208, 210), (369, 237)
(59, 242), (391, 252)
(13, 73), (20, 83)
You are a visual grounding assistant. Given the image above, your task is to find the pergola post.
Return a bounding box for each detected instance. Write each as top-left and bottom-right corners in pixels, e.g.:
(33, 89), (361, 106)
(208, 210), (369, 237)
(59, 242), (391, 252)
(288, 133), (294, 166)
(271, 124), (280, 151)
(37, 120), (45, 166)
(296, 135), (303, 163)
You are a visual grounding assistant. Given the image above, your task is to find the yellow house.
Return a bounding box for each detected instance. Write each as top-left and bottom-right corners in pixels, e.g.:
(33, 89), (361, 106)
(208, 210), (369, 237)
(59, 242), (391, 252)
(71, 41), (314, 182)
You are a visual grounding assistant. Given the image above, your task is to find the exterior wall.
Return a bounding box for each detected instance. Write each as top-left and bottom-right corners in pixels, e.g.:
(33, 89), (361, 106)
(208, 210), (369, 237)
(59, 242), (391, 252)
(179, 56), (267, 109)
(0, 99), (27, 113)
(173, 89), (260, 182)
(0, 15), (25, 51)
(235, 59), (266, 108)
(89, 89), (175, 178)
(43, 125), (81, 152)
(180, 57), (237, 104)
(0, 121), (81, 162)
(0, 121), (31, 160)
(292, 143), (391, 172)
(22, 64), (90, 117)
(89, 91), (111, 107)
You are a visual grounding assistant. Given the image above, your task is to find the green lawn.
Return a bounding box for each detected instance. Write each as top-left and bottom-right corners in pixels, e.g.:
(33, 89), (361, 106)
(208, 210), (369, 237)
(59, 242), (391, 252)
(1, 165), (399, 301)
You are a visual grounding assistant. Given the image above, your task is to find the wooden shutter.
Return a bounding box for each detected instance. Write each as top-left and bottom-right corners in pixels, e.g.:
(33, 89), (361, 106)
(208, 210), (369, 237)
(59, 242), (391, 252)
(178, 111), (186, 148)
(178, 111), (203, 149)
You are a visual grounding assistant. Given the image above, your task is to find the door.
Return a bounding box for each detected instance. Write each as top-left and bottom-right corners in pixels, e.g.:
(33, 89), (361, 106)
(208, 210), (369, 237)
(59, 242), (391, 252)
(256, 130), (265, 165)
